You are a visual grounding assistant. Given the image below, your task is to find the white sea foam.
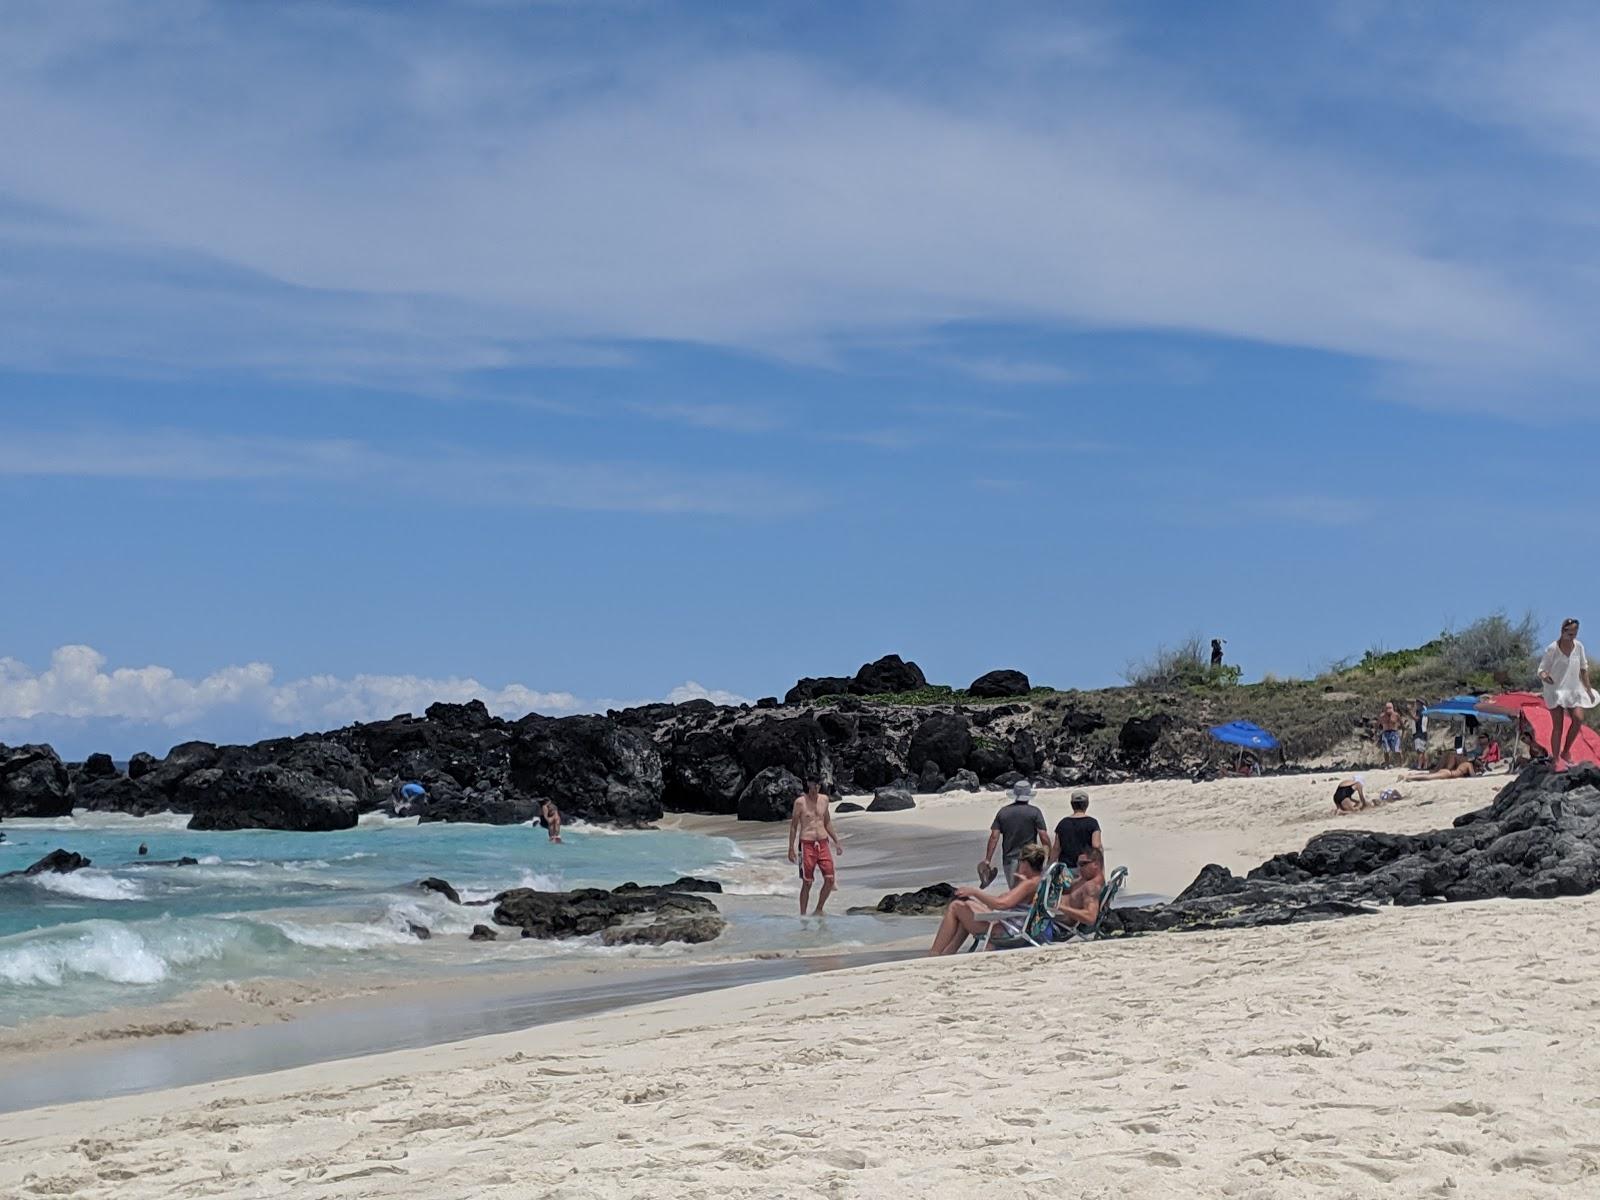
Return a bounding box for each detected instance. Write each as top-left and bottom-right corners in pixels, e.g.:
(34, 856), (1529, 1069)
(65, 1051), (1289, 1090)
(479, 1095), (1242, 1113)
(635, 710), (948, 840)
(5, 810), (191, 833)
(30, 870), (146, 902)
(705, 859), (795, 896)
(514, 868), (563, 891)
(357, 812), (420, 828)
(0, 920), (235, 988)
(268, 919), (417, 951)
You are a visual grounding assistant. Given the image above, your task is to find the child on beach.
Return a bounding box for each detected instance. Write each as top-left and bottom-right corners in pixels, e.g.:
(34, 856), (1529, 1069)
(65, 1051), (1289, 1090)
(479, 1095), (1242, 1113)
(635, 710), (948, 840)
(787, 777), (843, 916)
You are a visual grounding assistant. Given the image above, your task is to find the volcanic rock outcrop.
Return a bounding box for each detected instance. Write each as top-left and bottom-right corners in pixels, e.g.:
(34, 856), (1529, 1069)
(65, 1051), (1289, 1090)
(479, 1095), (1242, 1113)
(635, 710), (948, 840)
(1104, 763), (1600, 936)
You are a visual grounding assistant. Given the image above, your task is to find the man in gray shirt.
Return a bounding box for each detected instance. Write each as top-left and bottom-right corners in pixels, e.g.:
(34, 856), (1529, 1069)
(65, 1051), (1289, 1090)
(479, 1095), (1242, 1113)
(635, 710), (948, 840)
(981, 780), (1049, 887)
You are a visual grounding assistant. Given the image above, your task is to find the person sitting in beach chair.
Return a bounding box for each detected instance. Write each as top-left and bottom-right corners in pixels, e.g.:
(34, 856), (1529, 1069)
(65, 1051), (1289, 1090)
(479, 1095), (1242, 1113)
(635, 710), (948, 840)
(1469, 731), (1502, 771)
(928, 843), (1049, 956)
(1046, 849), (1104, 937)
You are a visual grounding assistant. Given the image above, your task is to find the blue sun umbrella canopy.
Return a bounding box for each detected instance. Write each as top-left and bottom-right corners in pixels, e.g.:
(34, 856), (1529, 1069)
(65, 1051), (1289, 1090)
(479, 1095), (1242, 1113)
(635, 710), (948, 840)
(1209, 720), (1281, 750)
(1423, 695), (1512, 723)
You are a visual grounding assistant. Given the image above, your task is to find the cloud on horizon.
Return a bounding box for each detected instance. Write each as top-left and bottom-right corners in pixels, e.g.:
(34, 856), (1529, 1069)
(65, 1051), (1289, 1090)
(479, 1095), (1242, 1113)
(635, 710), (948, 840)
(0, 645), (750, 759)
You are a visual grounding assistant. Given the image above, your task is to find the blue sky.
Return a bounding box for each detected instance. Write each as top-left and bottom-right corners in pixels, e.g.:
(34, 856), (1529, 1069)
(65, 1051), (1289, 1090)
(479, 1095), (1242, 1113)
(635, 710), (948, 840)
(3, 0), (1598, 758)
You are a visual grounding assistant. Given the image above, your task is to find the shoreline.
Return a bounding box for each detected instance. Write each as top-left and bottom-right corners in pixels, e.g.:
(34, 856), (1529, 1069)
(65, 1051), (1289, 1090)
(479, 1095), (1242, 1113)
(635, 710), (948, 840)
(5, 890), (1592, 1197)
(0, 769), (1504, 1112)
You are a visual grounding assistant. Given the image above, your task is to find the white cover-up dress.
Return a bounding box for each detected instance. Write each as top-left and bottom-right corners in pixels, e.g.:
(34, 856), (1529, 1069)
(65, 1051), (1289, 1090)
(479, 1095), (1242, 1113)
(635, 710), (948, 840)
(1539, 639), (1600, 710)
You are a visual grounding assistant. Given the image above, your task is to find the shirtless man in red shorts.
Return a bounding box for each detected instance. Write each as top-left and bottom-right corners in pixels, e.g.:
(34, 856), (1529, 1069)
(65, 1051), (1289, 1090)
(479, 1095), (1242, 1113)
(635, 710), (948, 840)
(787, 777), (844, 916)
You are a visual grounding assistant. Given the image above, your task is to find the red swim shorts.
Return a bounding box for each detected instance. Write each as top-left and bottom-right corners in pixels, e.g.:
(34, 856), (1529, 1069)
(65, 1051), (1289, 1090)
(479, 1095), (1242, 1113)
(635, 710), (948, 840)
(798, 839), (835, 883)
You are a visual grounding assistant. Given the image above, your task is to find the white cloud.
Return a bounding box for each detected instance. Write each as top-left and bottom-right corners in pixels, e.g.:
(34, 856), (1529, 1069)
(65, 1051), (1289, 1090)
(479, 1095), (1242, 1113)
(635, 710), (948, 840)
(0, 646), (755, 753)
(0, 0), (1580, 393)
(0, 645), (581, 729)
(665, 681), (752, 707)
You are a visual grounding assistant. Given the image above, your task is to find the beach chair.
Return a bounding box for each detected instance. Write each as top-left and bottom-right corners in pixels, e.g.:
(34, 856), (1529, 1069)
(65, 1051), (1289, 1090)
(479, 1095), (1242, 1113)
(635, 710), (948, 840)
(978, 865), (1130, 951)
(965, 861), (1071, 952)
(1048, 866), (1129, 944)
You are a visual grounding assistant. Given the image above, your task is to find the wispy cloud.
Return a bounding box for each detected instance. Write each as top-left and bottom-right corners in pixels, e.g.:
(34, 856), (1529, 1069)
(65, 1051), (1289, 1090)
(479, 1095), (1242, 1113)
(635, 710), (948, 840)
(627, 401), (786, 434)
(820, 427), (933, 451)
(0, 427), (809, 516)
(1171, 494), (1380, 529)
(0, 0), (1582, 397)
(939, 357), (1082, 386)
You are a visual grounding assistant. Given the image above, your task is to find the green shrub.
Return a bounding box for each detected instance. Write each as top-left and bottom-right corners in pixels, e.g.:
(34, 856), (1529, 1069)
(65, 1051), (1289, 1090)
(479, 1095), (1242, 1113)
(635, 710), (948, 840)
(1125, 637), (1239, 689)
(1441, 611), (1539, 684)
(1354, 638), (1448, 674)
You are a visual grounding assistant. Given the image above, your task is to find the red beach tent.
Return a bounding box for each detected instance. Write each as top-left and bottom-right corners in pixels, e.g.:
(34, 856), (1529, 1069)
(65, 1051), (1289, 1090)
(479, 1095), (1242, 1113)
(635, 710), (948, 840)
(1481, 692), (1600, 767)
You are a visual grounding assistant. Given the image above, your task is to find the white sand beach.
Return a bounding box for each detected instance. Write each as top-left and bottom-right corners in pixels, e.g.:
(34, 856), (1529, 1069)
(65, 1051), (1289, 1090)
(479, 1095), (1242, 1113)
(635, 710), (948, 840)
(5, 769), (1577, 1198)
(2, 890), (1593, 1198)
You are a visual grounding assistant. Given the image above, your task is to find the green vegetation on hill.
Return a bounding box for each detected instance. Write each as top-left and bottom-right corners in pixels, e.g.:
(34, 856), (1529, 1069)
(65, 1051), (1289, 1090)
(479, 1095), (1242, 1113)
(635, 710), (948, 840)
(808, 613), (1552, 767)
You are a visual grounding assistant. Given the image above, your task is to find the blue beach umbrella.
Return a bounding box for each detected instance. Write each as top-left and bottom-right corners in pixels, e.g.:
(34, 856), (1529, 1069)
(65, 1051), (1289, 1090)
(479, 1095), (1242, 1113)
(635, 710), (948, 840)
(1208, 720), (1280, 774)
(399, 782), (427, 801)
(1422, 695), (1510, 722)
(1208, 721), (1280, 750)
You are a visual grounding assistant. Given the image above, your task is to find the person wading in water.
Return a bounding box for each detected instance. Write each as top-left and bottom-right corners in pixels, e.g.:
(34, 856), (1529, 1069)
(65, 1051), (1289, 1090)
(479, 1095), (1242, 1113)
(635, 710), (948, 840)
(787, 777), (843, 916)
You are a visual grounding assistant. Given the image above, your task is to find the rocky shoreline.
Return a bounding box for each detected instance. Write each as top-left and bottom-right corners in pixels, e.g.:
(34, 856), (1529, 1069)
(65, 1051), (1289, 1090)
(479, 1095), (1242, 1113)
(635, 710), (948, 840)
(0, 655), (1169, 832)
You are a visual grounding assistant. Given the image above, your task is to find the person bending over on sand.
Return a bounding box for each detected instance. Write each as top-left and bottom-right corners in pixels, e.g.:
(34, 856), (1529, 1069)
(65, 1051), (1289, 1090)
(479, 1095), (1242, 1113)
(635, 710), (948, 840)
(1332, 777), (1367, 812)
(788, 777), (844, 916)
(538, 799), (563, 844)
(1046, 848), (1105, 939)
(1540, 618), (1600, 772)
(928, 843), (1047, 955)
(981, 781), (1049, 888)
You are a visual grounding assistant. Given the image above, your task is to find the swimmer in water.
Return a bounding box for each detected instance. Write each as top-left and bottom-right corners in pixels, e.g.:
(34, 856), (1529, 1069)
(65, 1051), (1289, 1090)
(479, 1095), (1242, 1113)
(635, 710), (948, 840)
(539, 799), (563, 843)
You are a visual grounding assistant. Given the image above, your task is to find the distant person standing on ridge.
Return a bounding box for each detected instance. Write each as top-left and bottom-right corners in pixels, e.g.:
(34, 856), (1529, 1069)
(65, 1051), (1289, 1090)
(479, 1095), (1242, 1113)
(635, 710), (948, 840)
(788, 777), (843, 915)
(1048, 791), (1102, 869)
(1376, 702), (1403, 767)
(981, 781), (1048, 888)
(1539, 618), (1600, 771)
(1211, 639), (1226, 668)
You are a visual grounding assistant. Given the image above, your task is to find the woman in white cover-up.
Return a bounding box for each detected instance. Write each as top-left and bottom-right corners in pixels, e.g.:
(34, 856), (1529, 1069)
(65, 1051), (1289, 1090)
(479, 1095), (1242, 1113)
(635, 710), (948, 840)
(1538, 618), (1600, 770)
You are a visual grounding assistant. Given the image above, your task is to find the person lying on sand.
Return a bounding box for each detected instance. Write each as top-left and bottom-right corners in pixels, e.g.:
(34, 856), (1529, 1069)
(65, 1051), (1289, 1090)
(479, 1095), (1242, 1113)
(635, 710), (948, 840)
(1332, 777), (1367, 812)
(1405, 760), (1482, 781)
(928, 843), (1047, 955)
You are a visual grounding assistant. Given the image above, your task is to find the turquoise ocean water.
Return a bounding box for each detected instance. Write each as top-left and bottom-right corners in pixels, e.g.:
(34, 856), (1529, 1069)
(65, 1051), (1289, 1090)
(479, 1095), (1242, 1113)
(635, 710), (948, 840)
(0, 810), (885, 1026)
